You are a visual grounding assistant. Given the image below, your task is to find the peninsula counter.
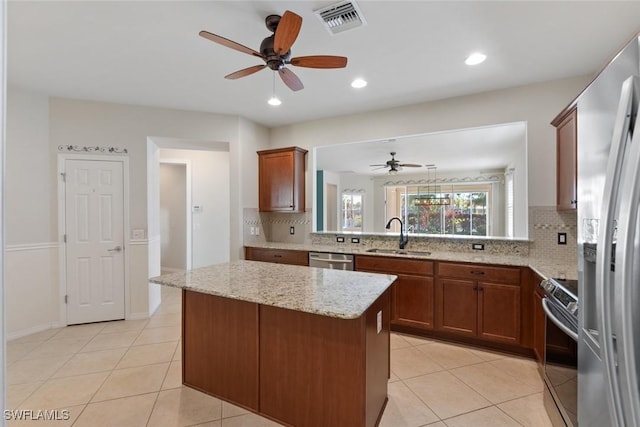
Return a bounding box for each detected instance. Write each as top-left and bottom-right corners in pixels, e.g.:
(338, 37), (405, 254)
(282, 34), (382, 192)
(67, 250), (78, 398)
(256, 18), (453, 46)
(150, 260), (396, 427)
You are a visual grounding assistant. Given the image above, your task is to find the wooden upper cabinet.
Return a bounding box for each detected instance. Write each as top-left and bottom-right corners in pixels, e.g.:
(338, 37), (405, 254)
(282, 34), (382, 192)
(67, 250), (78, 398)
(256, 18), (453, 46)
(258, 147), (307, 212)
(554, 107), (577, 211)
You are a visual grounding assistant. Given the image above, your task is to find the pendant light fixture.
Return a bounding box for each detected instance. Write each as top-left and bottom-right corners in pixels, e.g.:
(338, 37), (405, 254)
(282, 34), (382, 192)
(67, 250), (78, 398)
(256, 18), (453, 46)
(267, 73), (281, 106)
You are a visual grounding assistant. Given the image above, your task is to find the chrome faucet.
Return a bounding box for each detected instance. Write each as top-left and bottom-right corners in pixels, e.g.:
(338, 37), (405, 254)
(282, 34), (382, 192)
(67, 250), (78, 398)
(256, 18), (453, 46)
(385, 217), (409, 249)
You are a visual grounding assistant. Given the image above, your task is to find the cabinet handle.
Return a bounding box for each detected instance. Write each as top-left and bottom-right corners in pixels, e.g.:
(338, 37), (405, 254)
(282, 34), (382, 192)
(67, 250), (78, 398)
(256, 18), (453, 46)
(470, 271), (485, 275)
(473, 286), (478, 291)
(273, 254), (282, 258)
(571, 199), (578, 204)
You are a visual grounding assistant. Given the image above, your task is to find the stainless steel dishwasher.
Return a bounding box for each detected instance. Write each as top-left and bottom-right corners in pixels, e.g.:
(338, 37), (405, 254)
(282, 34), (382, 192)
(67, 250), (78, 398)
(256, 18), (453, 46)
(308, 252), (354, 270)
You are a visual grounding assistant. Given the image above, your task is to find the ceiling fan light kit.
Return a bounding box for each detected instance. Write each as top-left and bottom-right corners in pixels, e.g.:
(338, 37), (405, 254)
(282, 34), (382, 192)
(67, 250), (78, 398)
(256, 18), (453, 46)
(199, 10), (348, 93)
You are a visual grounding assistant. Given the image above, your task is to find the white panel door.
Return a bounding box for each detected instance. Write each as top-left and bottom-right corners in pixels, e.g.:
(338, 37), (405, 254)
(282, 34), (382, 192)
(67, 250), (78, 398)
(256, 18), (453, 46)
(65, 159), (125, 324)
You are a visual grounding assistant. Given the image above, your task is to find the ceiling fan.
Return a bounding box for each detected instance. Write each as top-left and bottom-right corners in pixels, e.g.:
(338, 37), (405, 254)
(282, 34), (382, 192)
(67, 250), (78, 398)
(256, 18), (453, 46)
(199, 10), (348, 92)
(370, 152), (423, 173)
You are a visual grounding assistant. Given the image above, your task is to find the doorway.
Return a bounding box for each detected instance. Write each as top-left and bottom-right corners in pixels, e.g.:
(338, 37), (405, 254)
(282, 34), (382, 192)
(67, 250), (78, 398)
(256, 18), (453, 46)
(159, 162), (191, 273)
(326, 184), (337, 231)
(62, 157), (127, 325)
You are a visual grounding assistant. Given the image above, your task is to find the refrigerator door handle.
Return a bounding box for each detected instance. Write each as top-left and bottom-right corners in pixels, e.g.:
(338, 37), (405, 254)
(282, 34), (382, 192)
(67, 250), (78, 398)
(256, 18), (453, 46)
(612, 90), (640, 427)
(597, 75), (639, 427)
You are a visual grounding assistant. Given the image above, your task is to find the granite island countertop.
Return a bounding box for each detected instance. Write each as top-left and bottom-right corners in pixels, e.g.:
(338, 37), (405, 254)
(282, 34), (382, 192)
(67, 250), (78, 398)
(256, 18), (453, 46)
(150, 260), (396, 320)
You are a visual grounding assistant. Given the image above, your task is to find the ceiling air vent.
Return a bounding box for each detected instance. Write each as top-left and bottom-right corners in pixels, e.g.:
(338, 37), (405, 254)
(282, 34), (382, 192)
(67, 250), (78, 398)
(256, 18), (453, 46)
(314, 1), (367, 35)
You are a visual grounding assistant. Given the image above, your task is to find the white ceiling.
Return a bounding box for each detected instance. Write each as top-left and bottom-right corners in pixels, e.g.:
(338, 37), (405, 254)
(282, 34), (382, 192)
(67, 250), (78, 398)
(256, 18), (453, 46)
(315, 122), (526, 175)
(7, 1), (640, 128)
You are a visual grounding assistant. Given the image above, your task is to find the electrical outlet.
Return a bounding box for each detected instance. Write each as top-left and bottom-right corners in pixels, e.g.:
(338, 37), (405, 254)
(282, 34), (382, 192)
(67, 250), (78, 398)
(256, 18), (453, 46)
(289, 226), (295, 235)
(558, 232), (567, 245)
(472, 243), (485, 250)
(255, 226), (260, 236)
(336, 236), (345, 243)
(351, 237), (360, 244)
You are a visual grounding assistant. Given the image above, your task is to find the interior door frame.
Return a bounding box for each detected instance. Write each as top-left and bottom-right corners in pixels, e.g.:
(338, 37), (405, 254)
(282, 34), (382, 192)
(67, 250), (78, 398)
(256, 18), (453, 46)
(57, 153), (131, 327)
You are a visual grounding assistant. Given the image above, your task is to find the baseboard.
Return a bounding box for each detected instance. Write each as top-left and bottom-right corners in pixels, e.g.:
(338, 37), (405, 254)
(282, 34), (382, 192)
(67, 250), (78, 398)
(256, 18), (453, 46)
(7, 321), (62, 341)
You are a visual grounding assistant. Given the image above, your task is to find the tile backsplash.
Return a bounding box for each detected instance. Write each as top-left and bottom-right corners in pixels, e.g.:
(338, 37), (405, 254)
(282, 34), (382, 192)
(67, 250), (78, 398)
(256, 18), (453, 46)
(243, 208), (312, 245)
(528, 205), (577, 266)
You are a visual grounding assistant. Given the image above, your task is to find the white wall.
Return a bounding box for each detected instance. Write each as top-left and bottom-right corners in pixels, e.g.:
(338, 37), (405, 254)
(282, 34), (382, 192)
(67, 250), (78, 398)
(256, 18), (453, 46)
(5, 91), (268, 335)
(269, 76), (592, 211)
(159, 163), (187, 271)
(159, 148), (230, 268)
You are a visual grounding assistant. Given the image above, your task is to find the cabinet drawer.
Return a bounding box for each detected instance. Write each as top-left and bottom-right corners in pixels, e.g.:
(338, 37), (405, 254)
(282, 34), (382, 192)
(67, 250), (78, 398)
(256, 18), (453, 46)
(437, 262), (520, 284)
(356, 255), (433, 276)
(245, 247), (309, 266)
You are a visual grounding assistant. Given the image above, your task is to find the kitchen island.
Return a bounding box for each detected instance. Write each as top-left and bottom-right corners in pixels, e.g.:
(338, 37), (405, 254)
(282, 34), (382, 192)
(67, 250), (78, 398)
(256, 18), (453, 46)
(150, 260), (396, 427)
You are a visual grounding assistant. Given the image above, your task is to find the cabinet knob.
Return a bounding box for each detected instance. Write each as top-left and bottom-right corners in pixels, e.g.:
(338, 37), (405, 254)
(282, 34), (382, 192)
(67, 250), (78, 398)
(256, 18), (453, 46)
(470, 271), (485, 275)
(571, 200), (577, 204)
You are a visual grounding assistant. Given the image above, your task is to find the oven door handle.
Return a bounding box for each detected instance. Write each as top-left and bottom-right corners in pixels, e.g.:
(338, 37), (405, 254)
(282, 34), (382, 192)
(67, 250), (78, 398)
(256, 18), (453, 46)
(542, 297), (578, 341)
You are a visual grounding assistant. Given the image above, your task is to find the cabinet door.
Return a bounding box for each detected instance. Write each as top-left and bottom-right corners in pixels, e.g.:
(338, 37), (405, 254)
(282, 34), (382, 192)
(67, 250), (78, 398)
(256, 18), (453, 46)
(477, 282), (521, 344)
(393, 274), (434, 330)
(259, 151), (295, 211)
(556, 108), (577, 210)
(436, 278), (477, 336)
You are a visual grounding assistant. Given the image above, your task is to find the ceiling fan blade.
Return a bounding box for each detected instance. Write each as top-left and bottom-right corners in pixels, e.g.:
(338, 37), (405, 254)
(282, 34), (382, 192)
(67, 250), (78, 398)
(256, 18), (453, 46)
(289, 55), (348, 69)
(279, 68), (304, 91)
(225, 65), (267, 80)
(369, 164), (387, 167)
(199, 31), (262, 58)
(371, 166), (388, 171)
(274, 10), (302, 55)
(399, 163), (422, 167)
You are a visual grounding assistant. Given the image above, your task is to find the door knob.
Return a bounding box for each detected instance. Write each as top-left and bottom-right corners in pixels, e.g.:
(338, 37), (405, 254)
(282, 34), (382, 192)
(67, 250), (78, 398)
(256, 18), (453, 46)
(108, 246), (122, 252)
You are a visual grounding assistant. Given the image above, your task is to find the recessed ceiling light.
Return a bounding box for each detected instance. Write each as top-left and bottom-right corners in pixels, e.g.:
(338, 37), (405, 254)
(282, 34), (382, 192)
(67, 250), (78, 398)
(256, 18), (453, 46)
(465, 52), (487, 66)
(351, 78), (368, 88)
(267, 96), (281, 106)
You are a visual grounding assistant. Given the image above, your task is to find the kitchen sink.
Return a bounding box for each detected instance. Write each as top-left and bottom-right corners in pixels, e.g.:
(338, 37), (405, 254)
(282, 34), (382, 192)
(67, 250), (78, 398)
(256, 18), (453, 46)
(365, 248), (431, 257)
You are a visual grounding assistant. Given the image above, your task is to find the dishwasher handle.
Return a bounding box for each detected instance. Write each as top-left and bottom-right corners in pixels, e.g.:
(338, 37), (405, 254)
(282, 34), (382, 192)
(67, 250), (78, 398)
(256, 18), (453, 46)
(308, 256), (353, 264)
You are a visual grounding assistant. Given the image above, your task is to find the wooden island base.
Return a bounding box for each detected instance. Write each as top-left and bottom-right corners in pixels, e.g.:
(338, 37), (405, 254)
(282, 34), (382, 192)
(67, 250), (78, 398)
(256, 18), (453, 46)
(182, 289), (391, 427)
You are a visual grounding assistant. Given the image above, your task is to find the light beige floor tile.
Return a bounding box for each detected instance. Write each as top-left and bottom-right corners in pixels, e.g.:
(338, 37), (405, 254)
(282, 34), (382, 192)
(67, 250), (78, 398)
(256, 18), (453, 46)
(390, 333), (413, 350)
(442, 406), (520, 427)
(222, 402), (250, 418)
(99, 319), (149, 334)
(19, 372), (108, 410)
(6, 404), (84, 427)
(74, 392), (157, 427)
(8, 356), (71, 385)
(379, 381), (439, 427)
(146, 312), (181, 329)
(426, 422), (447, 427)
(52, 348), (127, 378)
(7, 342), (40, 363)
(220, 413), (282, 427)
(416, 341), (484, 370)
(498, 392), (553, 427)
(162, 360), (183, 390)
(154, 303), (182, 316)
(133, 325), (181, 346)
(92, 362), (169, 402)
(49, 322), (106, 339)
(192, 421), (222, 427)
(391, 346), (444, 379)
(147, 387), (222, 426)
(6, 382), (42, 409)
(80, 330), (140, 352)
(450, 361), (539, 404)
(23, 336), (92, 360)
(173, 341), (182, 361)
(9, 328), (62, 344)
(116, 341), (177, 369)
(489, 356), (544, 389)
(401, 334), (435, 346)
(389, 369), (400, 383)
(467, 346), (507, 361)
(405, 371), (491, 419)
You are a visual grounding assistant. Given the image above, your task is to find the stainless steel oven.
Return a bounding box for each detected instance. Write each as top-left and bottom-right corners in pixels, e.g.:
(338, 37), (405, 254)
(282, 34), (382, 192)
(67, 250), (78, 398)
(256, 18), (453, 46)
(540, 278), (578, 427)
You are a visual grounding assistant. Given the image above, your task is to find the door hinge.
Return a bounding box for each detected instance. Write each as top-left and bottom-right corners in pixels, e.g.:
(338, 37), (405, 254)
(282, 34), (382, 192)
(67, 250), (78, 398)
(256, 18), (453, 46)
(64, 295), (68, 304)
(60, 172), (66, 182)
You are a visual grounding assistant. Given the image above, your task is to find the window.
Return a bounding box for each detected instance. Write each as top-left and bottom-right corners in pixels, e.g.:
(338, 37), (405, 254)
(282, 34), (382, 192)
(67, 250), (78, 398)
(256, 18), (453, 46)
(386, 185), (490, 236)
(342, 193), (363, 232)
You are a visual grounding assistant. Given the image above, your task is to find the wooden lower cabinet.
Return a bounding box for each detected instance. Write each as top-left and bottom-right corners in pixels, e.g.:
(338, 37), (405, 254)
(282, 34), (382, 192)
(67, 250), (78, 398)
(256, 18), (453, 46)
(355, 255), (434, 330)
(244, 246), (309, 266)
(436, 262), (522, 345)
(394, 274), (434, 329)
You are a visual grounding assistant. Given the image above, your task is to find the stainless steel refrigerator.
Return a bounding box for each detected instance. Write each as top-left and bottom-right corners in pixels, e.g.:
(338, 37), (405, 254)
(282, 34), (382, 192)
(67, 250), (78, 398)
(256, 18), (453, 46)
(577, 34), (640, 427)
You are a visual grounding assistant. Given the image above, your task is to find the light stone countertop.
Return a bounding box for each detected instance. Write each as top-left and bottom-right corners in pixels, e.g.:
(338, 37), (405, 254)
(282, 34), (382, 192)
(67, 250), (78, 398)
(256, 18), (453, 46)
(245, 242), (577, 281)
(150, 260), (396, 320)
